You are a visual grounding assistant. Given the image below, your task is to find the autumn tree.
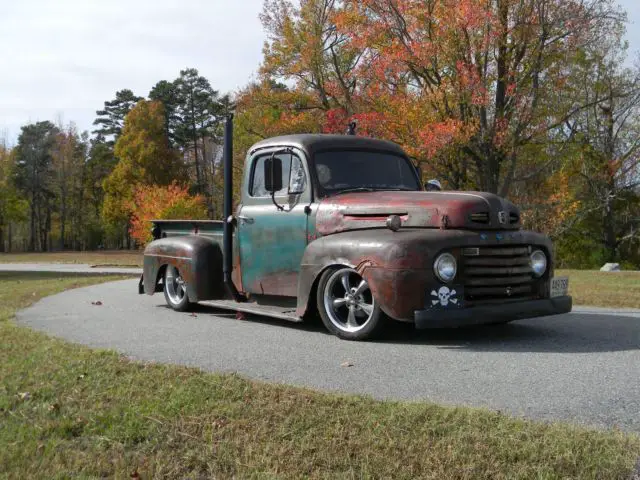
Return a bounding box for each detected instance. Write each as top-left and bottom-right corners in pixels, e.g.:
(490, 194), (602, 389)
(0, 142), (28, 252)
(50, 122), (88, 249)
(85, 135), (117, 215)
(128, 183), (207, 246)
(558, 47), (640, 264)
(335, 0), (627, 194)
(232, 1), (360, 201)
(102, 100), (186, 246)
(260, 0), (364, 117)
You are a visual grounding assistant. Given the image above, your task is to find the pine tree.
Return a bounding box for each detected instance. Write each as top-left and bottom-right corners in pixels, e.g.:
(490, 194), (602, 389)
(14, 121), (59, 251)
(93, 89), (143, 146)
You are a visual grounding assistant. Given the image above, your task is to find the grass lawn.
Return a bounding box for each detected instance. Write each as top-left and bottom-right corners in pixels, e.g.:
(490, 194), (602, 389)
(557, 269), (640, 309)
(0, 250), (143, 267)
(1, 273), (639, 478)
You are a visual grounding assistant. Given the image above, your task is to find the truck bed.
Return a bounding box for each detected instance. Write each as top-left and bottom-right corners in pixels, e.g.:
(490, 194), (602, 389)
(152, 219), (224, 241)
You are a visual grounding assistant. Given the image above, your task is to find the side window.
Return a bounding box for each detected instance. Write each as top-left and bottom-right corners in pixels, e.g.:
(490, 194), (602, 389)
(250, 152), (307, 197)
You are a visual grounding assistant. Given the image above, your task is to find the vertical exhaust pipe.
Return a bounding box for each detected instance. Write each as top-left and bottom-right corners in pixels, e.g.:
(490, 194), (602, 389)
(223, 114), (244, 301)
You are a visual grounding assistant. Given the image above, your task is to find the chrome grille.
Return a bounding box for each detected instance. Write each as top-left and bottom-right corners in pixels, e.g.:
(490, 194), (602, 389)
(462, 245), (541, 305)
(469, 212), (490, 224)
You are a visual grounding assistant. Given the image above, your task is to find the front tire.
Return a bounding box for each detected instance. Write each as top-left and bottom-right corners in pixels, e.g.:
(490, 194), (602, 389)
(163, 265), (191, 312)
(316, 267), (386, 340)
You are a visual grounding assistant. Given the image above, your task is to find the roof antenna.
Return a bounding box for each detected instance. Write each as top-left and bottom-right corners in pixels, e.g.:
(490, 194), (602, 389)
(346, 120), (357, 135)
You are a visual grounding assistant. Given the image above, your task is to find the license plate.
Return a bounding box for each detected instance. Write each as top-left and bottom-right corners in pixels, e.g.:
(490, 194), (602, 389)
(550, 276), (569, 298)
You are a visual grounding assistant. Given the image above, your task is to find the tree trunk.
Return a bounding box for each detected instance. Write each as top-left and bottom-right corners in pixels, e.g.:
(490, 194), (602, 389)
(479, 147), (502, 194)
(201, 135), (215, 217)
(29, 192), (36, 251)
(0, 225), (4, 253)
(602, 90), (617, 262)
(44, 205), (51, 252)
(125, 223), (131, 250)
(603, 209), (616, 261)
(191, 97), (201, 192)
(60, 203), (66, 250)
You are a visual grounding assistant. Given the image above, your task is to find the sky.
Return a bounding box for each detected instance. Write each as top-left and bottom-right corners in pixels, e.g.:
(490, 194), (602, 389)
(0, 0), (266, 144)
(1, 0), (640, 146)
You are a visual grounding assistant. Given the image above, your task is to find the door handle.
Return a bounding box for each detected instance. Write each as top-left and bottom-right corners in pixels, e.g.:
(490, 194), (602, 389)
(238, 215), (254, 225)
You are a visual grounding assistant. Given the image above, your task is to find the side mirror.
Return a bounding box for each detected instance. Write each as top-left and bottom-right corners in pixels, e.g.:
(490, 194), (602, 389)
(264, 155), (283, 193)
(425, 179), (442, 191)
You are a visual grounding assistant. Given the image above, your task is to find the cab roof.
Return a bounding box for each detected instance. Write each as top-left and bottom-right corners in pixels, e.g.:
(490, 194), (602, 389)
(249, 134), (407, 157)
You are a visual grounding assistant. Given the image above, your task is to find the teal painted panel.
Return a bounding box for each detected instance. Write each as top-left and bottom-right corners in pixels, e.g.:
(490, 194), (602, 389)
(237, 204), (311, 296)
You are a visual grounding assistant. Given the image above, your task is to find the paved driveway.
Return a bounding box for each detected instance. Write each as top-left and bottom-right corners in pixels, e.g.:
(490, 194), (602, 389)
(17, 278), (640, 432)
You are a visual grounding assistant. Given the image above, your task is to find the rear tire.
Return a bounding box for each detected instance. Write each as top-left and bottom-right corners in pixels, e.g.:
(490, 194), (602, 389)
(316, 267), (387, 340)
(163, 265), (191, 312)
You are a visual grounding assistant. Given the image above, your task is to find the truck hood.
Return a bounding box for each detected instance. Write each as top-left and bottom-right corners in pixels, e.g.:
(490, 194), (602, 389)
(315, 191), (521, 236)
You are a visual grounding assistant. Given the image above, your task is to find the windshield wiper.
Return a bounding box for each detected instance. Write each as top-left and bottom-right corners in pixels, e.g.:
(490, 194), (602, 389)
(333, 187), (417, 195)
(332, 187), (376, 195)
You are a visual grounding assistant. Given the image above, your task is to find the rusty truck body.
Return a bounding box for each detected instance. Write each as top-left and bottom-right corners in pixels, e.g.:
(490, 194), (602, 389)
(139, 116), (572, 340)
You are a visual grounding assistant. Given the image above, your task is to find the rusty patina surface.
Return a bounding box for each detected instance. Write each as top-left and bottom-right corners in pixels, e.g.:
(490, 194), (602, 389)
(295, 227), (552, 321)
(143, 235), (225, 302)
(315, 191), (520, 235)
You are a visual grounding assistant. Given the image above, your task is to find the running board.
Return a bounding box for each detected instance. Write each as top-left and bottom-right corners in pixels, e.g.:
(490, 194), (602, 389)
(200, 299), (302, 323)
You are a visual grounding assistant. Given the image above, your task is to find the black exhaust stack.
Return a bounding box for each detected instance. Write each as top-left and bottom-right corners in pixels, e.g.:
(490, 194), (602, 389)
(222, 114), (245, 302)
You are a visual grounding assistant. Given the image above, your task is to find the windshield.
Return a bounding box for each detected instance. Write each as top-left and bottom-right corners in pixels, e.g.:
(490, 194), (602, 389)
(314, 150), (420, 196)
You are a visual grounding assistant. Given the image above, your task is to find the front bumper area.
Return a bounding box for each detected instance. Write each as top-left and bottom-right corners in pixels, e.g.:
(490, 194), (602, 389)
(414, 296), (572, 329)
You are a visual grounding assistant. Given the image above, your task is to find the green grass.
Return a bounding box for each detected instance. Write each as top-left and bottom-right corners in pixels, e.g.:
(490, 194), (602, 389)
(1, 273), (639, 478)
(557, 269), (640, 309)
(0, 250), (142, 267)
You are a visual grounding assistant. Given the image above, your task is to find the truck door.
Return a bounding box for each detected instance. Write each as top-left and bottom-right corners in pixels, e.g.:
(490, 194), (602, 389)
(237, 148), (313, 297)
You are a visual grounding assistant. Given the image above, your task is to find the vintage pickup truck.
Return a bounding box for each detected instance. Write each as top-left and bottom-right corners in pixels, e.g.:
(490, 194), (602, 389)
(139, 116), (571, 340)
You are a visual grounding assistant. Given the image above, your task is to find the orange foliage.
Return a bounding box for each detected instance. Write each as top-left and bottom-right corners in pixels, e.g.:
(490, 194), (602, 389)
(515, 170), (581, 238)
(128, 183), (207, 246)
(247, 0), (621, 195)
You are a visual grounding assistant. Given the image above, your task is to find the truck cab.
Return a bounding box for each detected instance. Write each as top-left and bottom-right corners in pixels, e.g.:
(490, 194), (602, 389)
(141, 118), (572, 340)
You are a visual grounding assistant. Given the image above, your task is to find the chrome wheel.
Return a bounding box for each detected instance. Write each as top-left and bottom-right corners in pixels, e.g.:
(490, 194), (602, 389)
(323, 268), (375, 333)
(165, 265), (187, 306)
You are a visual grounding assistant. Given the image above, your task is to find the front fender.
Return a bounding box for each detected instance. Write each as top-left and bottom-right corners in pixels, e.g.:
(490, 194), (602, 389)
(295, 228), (553, 322)
(143, 235), (225, 302)
(295, 229), (435, 321)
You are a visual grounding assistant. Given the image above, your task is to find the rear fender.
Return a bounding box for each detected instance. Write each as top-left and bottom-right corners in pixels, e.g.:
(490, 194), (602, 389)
(143, 236), (225, 302)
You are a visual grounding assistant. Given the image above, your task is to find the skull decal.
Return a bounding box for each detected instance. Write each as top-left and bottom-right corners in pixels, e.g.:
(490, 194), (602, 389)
(431, 286), (458, 306)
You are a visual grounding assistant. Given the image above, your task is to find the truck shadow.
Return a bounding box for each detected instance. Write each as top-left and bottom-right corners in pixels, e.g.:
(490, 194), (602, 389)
(183, 305), (639, 354)
(380, 313), (640, 353)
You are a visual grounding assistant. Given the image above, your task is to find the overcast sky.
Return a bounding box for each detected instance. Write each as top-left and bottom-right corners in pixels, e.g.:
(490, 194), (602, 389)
(1, 0), (639, 145)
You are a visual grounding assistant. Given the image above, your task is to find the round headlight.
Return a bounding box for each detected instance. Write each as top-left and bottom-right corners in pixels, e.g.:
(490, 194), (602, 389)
(530, 250), (547, 277)
(434, 253), (457, 283)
